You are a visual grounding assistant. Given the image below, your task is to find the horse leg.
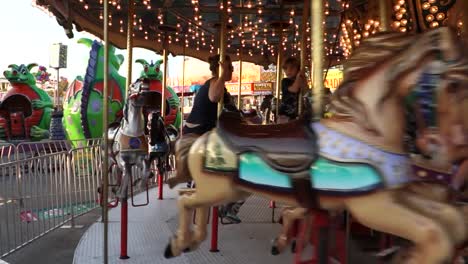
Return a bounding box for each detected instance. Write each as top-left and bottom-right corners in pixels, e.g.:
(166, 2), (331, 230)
(191, 206), (210, 250)
(117, 161), (132, 199)
(164, 192), (196, 258)
(165, 189), (248, 259)
(343, 190), (453, 264)
(397, 188), (467, 246)
(165, 133), (249, 258)
(138, 155), (153, 189)
(271, 207), (308, 255)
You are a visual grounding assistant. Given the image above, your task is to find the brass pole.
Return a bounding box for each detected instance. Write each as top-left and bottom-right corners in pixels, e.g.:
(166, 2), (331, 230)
(217, 0), (228, 117)
(298, 0), (310, 116)
(463, 2), (468, 39)
(102, 0), (109, 263)
(311, 0), (324, 119)
(125, 0), (135, 93)
(237, 0), (243, 109)
(379, 0), (390, 31)
(237, 50), (243, 109)
(180, 45), (186, 135)
(275, 46), (282, 120)
(162, 47), (168, 120)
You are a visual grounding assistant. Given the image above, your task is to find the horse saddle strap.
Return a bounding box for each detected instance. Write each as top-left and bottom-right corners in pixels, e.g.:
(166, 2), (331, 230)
(291, 171), (318, 209)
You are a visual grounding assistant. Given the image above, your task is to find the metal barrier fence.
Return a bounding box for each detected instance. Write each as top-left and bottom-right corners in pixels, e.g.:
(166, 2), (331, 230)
(0, 139), (103, 258)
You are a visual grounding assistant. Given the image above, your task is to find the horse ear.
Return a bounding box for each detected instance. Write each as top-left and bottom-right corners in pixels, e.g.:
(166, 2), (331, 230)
(156, 59), (164, 66)
(77, 38), (93, 47)
(27, 63), (38, 71)
(7, 64), (18, 69)
(135, 59), (148, 66)
(116, 54), (124, 65)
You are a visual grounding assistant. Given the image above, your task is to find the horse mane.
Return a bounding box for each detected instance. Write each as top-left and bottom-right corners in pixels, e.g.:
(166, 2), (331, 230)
(331, 28), (467, 134)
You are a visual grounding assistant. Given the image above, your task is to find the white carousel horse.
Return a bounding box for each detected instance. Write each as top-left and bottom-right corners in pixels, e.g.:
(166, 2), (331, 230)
(108, 79), (152, 199)
(165, 28), (468, 264)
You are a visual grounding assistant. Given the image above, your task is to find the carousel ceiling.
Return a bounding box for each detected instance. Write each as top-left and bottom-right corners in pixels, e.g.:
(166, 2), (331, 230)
(33, 0), (464, 67)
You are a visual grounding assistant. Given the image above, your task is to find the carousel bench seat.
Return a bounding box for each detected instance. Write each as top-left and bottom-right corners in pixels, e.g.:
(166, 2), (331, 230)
(217, 111), (318, 173)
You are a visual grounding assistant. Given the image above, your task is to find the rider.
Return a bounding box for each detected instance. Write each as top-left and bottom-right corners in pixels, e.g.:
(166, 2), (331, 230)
(168, 55), (245, 224)
(277, 57), (307, 123)
(167, 54), (234, 188)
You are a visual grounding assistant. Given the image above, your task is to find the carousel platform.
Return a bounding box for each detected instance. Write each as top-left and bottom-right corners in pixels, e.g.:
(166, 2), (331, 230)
(73, 185), (295, 264)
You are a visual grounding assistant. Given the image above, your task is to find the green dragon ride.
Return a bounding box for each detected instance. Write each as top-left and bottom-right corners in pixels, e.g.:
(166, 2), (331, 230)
(135, 58), (181, 129)
(63, 38), (127, 146)
(62, 38), (181, 146)
(0, 63), (53, 141)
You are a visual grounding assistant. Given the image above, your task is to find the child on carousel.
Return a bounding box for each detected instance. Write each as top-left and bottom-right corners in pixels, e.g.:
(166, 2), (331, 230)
(277, 57), (307, 123)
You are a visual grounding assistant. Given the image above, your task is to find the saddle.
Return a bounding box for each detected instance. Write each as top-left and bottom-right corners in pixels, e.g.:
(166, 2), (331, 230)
(217, 111), (318, 173)
(217, 111), (318, 208)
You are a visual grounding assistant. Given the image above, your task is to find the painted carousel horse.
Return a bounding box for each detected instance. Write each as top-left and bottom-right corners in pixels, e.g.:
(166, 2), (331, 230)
(108, 79), (152, 198)
(144, 106), (178, 183)
(164, 28), (468, 264)
(270, 59), (468, 256)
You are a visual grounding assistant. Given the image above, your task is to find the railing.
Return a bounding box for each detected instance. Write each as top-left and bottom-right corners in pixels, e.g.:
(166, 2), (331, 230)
(0, 139), (103, 258)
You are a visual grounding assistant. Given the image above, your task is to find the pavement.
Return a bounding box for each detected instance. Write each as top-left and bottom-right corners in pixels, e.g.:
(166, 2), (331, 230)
(3, 185), (382, 264)
(3, 208), (101, 264)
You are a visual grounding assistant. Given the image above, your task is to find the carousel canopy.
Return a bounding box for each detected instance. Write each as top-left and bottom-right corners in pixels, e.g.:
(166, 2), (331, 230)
(33, 0), (464, 67)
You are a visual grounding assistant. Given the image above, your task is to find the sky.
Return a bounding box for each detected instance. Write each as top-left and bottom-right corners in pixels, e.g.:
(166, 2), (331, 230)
(0, 1), (209, 83)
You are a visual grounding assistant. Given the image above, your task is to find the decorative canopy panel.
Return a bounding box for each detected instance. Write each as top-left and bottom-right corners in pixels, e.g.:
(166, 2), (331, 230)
(33, 0), (466, 66)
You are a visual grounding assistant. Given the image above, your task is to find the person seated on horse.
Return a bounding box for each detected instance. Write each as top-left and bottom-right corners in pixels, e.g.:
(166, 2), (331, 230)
(277, 57), (308, 123)
(167, 54), (234, 189)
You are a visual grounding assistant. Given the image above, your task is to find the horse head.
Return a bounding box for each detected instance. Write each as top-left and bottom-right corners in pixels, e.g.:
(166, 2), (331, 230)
(127, 78), (151, 107)
(147, 110), (167, 146)
(329, 27), (468, 159)
(398, 29), (468, 171)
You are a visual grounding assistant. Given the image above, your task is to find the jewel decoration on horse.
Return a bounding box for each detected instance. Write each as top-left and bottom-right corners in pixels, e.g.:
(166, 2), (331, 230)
(0, 63), (53, 141)
(63, 38), (126, 146)
(165, 28), (468, 264)
(135, 58), (181, 130)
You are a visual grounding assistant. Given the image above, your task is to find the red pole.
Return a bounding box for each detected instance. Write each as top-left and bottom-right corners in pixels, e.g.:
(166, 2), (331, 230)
(269, 200), (276, 223)
(157, 173), (163, 200)
(210, 206), (219, 252)
(119, 200), (129, 259)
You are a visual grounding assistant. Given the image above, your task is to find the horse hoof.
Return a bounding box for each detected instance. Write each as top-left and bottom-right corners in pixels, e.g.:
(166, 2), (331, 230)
(164, 242), (175, 259)
(149, 172), (155, 179)
(271, 245), (280, 256)
(183, 247), (191, 253)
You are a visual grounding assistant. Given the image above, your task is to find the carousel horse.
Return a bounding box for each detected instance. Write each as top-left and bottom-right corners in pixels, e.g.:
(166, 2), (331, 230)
(164, 28), (468, 264)
(270, 60), (468, 256)
(108, 79), (152, 198)
(143, 107), (178, 183)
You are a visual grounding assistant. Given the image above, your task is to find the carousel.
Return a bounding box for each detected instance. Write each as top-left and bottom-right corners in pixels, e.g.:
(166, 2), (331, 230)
(33, 0), (468, 263)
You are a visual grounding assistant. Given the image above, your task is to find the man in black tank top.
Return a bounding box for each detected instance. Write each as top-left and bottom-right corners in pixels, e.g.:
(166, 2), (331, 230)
(168, 55), (233, 188)
(183, 80), (235, 135)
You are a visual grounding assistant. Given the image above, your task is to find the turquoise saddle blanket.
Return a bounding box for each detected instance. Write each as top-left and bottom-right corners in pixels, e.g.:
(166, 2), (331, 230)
(203, 123), (412, 194)
(238, 152), (383, 195)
